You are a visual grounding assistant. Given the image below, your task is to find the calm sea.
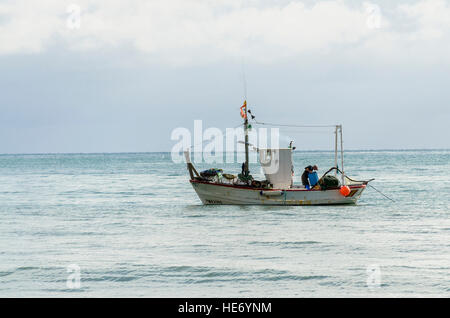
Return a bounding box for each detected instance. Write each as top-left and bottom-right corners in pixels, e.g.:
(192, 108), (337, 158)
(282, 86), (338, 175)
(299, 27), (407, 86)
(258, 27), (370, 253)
(0, 150), (449, 297)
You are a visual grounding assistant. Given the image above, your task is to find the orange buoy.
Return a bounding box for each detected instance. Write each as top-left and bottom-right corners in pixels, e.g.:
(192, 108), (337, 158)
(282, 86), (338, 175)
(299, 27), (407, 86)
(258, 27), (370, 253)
(340, 185), (351, 197)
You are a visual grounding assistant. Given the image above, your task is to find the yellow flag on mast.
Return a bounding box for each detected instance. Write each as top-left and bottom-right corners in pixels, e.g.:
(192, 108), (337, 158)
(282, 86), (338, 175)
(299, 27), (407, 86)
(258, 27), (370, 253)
(240, 100), (247, 119)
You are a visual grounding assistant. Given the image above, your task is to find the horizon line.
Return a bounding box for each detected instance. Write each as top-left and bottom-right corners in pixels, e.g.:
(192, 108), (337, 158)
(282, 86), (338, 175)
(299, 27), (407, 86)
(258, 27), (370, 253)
(0, 148), (449, 156)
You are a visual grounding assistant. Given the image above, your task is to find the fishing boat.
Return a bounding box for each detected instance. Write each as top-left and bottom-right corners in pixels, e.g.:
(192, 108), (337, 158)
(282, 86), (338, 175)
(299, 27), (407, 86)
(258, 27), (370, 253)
(184, 101), (371, 205)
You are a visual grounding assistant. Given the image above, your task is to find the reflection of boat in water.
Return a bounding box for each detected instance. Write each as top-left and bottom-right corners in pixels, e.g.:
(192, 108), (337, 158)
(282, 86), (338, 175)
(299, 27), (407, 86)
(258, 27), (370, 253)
(185, 101), (372, 205)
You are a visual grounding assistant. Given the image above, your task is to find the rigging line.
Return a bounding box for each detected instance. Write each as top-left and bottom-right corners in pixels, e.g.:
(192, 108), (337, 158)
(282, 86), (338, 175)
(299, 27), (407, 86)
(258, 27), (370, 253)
(274, 130), (335, 134)
(253, 120), (337, 128)
(368, 184), (396, 202)
(322, 167), (395, 203)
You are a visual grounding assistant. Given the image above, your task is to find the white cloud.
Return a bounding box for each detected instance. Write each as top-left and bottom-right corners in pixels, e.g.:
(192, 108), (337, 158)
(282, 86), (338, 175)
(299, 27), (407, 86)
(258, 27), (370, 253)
(0, 0), (449, 65)
(357, 0), (450, 66)
(399, 0), (450, 39)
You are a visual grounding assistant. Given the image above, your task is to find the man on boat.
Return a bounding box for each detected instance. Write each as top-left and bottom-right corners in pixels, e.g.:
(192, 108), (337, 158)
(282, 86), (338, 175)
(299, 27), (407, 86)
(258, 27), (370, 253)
(302, 165), (319, 189)
(302, 166), (313, 189)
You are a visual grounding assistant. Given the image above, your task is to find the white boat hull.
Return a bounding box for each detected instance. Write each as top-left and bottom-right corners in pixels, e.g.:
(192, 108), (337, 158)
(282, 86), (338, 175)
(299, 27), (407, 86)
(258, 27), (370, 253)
(190, 180), (366, 205)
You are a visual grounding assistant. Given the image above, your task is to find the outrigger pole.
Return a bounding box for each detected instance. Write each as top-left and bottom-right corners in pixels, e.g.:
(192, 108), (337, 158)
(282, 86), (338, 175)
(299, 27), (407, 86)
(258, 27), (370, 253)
(339, 125), (345, 185)
(334, 126), (338, 177)
(334, 124), (345, 184)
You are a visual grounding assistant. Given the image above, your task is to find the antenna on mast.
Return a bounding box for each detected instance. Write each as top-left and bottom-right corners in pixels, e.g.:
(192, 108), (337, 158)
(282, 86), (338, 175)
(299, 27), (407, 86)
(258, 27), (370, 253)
(241, 60), (247, 102)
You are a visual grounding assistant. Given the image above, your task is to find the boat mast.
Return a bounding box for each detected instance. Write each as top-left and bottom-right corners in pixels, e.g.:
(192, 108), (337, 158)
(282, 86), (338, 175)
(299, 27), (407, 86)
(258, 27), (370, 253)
(339, 124), (345, 185)
(244, 100), (249, 176)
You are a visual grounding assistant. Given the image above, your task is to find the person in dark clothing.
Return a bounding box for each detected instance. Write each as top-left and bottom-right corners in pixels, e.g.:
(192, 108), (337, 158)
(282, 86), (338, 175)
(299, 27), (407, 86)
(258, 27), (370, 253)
(302, 165), (314, 189)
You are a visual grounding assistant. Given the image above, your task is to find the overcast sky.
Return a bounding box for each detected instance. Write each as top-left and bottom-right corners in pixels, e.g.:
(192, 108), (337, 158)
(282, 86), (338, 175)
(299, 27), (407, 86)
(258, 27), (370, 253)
(1, 0), (449, 153)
